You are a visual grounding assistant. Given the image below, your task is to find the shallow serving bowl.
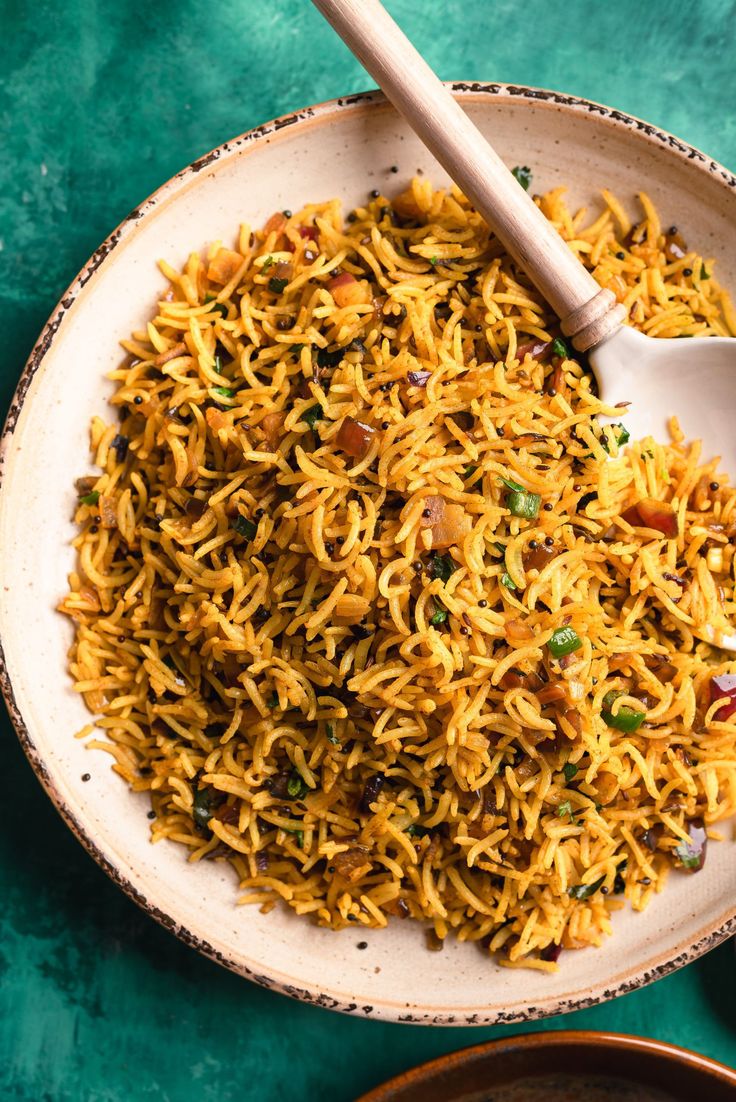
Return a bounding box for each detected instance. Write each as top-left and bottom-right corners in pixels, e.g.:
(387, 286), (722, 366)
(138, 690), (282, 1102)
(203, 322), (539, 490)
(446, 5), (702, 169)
(357, 1031), (736, 1100)
(1, 85), (735, 1025)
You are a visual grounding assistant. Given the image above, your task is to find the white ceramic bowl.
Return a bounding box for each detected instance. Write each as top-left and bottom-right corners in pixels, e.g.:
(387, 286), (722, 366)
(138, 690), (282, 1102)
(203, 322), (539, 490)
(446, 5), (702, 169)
(2, 85), (735, 1025)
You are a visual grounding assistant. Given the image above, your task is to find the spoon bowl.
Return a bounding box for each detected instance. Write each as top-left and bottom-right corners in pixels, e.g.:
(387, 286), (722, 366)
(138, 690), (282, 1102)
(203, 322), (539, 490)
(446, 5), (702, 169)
(595, 326), (736, 467)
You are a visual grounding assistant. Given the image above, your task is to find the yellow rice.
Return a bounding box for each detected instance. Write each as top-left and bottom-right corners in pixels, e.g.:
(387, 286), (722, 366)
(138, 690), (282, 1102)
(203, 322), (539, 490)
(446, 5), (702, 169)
(61, 175), (736, 968)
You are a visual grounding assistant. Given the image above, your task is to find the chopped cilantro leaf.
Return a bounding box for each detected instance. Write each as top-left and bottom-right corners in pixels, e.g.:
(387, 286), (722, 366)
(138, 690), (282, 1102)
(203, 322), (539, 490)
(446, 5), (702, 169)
(301, 404), (322, 430)
(511, 165), (532, 190)
(551, 337), (569, 360)
(429, 553), (456, 584)
(568, 874), (606, 900)
(232, 515), (257, 540)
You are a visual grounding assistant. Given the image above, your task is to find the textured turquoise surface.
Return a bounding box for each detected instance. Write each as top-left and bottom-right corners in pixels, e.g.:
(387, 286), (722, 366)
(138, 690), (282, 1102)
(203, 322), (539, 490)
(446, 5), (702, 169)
(1, 2), (735, 1099)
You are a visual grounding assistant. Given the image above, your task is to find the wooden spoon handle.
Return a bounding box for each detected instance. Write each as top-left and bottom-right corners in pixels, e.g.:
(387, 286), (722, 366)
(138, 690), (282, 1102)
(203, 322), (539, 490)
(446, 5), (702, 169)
(312, 0), (624, 350)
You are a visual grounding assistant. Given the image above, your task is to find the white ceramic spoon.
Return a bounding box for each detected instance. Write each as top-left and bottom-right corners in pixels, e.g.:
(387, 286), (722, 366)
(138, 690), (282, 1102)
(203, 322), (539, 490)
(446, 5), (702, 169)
(313, 0), (736, 651)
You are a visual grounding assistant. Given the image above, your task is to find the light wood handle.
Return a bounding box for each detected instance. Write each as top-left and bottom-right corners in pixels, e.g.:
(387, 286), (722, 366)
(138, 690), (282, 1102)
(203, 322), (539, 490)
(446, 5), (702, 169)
(312, 0), (625, 350)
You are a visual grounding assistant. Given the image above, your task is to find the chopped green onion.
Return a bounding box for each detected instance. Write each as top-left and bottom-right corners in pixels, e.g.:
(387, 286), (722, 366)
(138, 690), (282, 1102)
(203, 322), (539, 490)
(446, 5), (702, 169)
(326, 723), (340, 745)
(287, 769), (309, 800)
(79, 490), (100, 506)
(213, 386), (235, 398)
(429, 553), (456, 584)
(548, 626), (582, 658)
(269, 276), (288, 294)
(511, 165), (532, 190)
(506, 489), (541, 519)
(501, 572), (517, 590)
(568, 874), (606, 901)
(301, 404), (322, 430)
(551, 337), (569, 360)
(675, 845), (701, 869)
(601, 689), (646, 732)
(563, 762), (579, 782)
(430, 607), (448, 626)
(232, 515), (257, 540)
(282, 825), (304, 847)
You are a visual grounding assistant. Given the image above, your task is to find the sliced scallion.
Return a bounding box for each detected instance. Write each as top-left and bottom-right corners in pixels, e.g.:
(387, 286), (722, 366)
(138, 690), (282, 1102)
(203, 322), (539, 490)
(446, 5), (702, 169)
(548, 626), (582, 658)
(601, 689), (645, 732)
(506, 488), (541, 519)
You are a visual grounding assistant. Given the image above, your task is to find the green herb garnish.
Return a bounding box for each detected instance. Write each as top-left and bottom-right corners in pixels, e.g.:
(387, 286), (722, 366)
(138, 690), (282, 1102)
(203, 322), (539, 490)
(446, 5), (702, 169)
(700, 264), (709, 280)
(261, 255), (275, 272)
(548, 626), (582, 658)
(267, 691), (279, 709)
(317, 347), (344, 369)
(501, 572), (517, 590)
(430, 607), (448, 626)
(600, 422), (630, 453)
(511, 165), (532, 190)
(557, 799), (575, 821)
(213, 386), (235, 398)
(563, 762), (579, 782)
(282, 825), (304, 847)
(287, 769), (309, 800)
(301, 404), (322, 430)
(192, 785), (223, 832)
(568, 875), (606, 901)
(407, 824), (430, 838)
(269, 276), (288, 294)
(500, 475), (525, 492)
(601, 689), (645, 732)
(429, 553), (456, 584)
(464, 463), (479, 482)
(232, 515), (257, 540)
(429, 256), (439, 265)
(506, 488), (541, 520)
(204, 293), (228, 317)
(326, 723), (340, 745)
(79, 490), (100, 506)
(551, 337), (569, 360)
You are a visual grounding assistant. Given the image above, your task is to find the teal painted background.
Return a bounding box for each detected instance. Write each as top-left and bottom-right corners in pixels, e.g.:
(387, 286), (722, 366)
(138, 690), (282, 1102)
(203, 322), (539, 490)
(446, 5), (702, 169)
(1, 1), (735, 1099)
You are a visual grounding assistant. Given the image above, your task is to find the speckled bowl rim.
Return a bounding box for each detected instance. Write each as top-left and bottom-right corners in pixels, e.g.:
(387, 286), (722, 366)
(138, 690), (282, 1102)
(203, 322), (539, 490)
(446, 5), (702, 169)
(2, 83), (735, 1025)
(356, 1030), (736, 1100)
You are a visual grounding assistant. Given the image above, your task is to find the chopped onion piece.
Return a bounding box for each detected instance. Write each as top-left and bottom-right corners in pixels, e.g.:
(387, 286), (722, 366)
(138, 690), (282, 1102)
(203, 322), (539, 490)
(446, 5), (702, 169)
(420, 495), (471, 549)
(336, 417), (376, 459)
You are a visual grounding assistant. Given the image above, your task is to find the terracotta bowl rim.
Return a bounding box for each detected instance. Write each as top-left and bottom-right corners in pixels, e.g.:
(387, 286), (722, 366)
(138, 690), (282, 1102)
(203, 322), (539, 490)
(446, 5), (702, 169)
(356, 1029), (736, 1101)
(2, 82), (735, 1024)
